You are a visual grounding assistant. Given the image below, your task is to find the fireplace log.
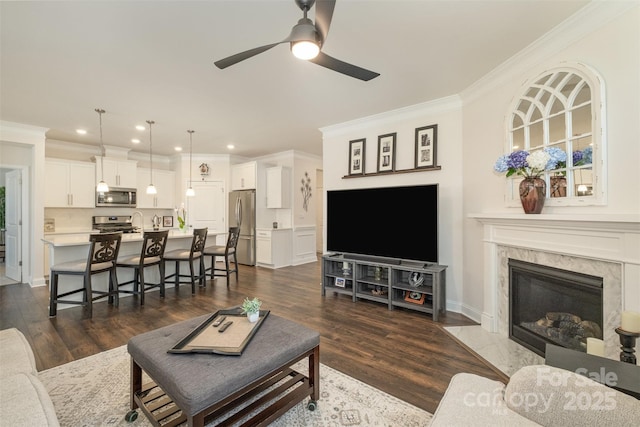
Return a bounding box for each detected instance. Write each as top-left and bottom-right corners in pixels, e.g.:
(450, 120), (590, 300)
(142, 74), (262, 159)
(521, 312), (603, 353)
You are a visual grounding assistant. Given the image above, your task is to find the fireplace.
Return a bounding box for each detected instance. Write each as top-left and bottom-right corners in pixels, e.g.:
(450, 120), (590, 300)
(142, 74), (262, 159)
(509, 259), (603, 357)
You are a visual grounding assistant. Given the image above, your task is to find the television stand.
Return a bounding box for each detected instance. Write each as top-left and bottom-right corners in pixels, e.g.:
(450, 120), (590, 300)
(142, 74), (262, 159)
(321, 253), (447, 321)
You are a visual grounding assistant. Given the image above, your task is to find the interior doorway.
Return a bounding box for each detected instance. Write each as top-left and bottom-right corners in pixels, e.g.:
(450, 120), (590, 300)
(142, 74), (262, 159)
(0, 167), (21, 285)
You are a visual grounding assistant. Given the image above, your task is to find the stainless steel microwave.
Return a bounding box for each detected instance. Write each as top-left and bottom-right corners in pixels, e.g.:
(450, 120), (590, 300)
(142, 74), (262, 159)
(96, 188), (137, 207)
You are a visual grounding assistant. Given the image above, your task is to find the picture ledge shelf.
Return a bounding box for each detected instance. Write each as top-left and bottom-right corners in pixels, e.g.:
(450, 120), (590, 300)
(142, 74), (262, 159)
(342, 166), (441, 179)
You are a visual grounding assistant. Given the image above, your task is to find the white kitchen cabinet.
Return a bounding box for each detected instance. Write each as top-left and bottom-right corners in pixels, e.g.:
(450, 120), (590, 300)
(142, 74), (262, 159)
(95, 157), (138, 188)
(136, 168), (175, 209)
(256, 228), (291, 268)
(266, 166), (291, 208)
(231, 162), (257, 190)
(45, 159), (96, 208)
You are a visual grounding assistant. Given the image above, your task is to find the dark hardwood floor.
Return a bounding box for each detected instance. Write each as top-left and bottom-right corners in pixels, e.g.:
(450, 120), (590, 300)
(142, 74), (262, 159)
(0, 259), (507, 414)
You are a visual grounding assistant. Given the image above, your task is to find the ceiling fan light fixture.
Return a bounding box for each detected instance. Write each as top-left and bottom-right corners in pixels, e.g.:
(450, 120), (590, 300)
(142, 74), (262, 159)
(292, 40), (319, 60)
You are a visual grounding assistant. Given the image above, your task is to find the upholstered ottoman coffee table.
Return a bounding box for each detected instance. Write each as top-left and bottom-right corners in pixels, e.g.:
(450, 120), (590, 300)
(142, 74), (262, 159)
(127, 311), (320, 426)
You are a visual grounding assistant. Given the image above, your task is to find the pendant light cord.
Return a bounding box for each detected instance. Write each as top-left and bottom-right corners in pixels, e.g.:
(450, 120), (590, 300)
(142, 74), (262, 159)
(95, 108), (106, 182)
(188, 130), (194, 184)
(147, 120), (155, 185)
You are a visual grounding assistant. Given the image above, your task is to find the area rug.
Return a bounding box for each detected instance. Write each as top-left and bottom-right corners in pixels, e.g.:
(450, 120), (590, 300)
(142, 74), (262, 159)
(40, 346), (432, 426)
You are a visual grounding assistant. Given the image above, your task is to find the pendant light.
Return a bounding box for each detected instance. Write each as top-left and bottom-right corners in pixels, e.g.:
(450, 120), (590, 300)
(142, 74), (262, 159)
(186, 130), (195, 197)
(95, 108), (109, 193)
(146, 120), (157, 195)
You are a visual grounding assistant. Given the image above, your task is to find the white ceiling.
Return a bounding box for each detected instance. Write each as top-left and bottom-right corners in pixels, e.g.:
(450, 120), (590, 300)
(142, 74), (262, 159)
(0, 0), (590, 158)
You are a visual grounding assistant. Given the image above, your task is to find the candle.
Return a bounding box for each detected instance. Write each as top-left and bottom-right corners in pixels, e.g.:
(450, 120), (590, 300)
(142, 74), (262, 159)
(342, 262), (349, 269)
(620, 311), (640, 333)
(586, 338), (605, 357)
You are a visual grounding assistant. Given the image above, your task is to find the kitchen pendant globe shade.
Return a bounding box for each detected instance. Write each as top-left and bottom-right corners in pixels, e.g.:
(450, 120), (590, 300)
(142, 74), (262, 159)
(186, 187), (195, 197)
(96, 180), (109, 193)
(146, 184), (157, 195)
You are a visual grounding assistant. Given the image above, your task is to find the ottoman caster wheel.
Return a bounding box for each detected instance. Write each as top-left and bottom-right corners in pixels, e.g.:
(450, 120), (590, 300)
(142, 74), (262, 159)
(125, 410), (138, 422)
(307, 400), (318, 411)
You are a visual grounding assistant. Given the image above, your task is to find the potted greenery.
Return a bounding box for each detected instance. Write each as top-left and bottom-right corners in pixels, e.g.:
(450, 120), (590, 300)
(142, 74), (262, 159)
(241, 297), (262, 323)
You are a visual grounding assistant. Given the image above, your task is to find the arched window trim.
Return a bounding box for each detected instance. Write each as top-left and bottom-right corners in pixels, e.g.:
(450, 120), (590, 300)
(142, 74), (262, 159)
(504, 62), (607, 207)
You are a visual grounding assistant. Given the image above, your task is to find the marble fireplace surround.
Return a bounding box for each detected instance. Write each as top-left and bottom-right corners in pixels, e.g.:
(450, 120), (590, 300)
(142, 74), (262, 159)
(471, 213), (640, 360)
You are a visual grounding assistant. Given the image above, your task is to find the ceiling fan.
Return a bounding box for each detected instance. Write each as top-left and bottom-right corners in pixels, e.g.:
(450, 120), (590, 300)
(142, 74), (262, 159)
(214, 0), (380, 81)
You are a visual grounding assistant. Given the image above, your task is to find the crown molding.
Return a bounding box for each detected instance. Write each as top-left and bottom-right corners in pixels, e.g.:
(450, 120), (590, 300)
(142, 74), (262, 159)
(320, 95), (462, 138)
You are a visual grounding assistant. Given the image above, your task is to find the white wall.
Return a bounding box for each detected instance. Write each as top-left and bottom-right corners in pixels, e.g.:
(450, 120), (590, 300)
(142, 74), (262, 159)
(460, 4), (640, 321)
(321, 96), (465, 308)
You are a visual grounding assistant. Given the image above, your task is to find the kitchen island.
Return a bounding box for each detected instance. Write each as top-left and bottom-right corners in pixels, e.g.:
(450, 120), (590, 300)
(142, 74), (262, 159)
(42, 229), (224, 312)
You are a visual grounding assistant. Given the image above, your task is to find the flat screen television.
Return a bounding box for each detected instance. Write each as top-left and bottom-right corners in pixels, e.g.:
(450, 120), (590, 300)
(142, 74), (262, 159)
(326, 184), (438, 264)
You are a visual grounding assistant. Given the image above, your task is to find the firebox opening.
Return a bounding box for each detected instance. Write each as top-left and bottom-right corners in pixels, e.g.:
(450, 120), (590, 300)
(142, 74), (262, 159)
(509, 259), (603, 357)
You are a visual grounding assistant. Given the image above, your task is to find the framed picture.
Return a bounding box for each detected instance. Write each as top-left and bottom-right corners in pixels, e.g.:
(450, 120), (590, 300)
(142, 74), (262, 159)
(404, 290), (425, 304)
(163, 216), (173, 227)
(377, 133), (396, 172)
(348, 138), (366, 175)
(335, 277), (346, 288)
(415, 124), (438, 169)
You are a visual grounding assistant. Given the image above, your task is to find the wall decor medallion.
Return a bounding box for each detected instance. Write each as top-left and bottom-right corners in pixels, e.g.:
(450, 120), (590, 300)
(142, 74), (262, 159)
(377, 133), (396, 172)
(415, 124), (438, 169)
(199, 163), (210, 179)
(348, 138), (366, 175)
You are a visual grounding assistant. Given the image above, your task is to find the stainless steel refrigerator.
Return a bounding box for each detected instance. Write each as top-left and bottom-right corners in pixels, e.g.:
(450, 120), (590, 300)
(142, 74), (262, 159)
(229, 189), (256, 265)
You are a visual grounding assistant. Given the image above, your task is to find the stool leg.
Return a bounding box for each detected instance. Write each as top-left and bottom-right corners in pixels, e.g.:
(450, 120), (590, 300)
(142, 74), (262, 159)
(111, 267), (119, 307)
(49, 272), (58, 317)
(199, 257), (206, 287)
(189, 260), (196, 294)
(85, 274), (93, 318)
(159, 262), (166, 298)
(233, 253), (239, 281)
(225, 256), (230, 287)
(174, 261), (180, 288)
(139, 266), (145, 306)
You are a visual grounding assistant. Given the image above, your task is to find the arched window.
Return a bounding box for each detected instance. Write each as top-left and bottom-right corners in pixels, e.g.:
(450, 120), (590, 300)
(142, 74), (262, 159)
(506, 63), (606, 205)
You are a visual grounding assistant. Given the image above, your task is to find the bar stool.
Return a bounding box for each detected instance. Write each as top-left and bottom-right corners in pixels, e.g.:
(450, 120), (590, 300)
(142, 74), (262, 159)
(163, 228), (207, 294)
(116, 230), (169, 305)
(201, 227), (240, 286)
(49, 232), (122, 317)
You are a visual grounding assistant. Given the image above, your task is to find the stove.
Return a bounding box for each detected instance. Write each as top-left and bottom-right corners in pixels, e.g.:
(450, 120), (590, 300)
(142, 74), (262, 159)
(92, 216), (137, 233)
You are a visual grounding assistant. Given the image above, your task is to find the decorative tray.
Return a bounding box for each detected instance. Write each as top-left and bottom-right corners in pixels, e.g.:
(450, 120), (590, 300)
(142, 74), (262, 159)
(168, 307), (270, 356)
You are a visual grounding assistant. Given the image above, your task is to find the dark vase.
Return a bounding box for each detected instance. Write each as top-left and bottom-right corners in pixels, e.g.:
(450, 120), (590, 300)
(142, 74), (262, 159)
(550, 176), (567, 198)
(519, 177), (546, 214)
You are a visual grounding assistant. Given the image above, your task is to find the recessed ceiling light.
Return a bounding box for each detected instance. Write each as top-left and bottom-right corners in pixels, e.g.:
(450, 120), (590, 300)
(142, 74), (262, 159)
(135, 125), (145, 131)
(131, 138), (140, 144)
(76, 129), (87, 135)
(227, 144), (235, 150)
(175, 147), (182, 152)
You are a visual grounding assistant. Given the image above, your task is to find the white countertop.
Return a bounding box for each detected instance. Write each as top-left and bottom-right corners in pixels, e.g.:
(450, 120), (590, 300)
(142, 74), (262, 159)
(42, 229), (198, 247)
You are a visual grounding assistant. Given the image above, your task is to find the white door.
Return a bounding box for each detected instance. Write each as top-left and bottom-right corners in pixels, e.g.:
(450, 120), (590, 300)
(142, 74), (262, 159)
(189, 181), (225, 244)
(5, 169), (22, 281)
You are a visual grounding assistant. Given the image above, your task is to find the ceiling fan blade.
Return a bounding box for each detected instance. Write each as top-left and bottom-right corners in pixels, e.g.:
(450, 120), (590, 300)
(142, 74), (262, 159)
(214, 42), (284, 69)
(310, 51), (380, 81)
(314, 0), (336, 43)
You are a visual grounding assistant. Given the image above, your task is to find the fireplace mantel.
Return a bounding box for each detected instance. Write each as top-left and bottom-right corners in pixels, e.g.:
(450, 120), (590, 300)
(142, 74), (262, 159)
(470, 213), (640, 231)
(470, 212), (640, 346)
